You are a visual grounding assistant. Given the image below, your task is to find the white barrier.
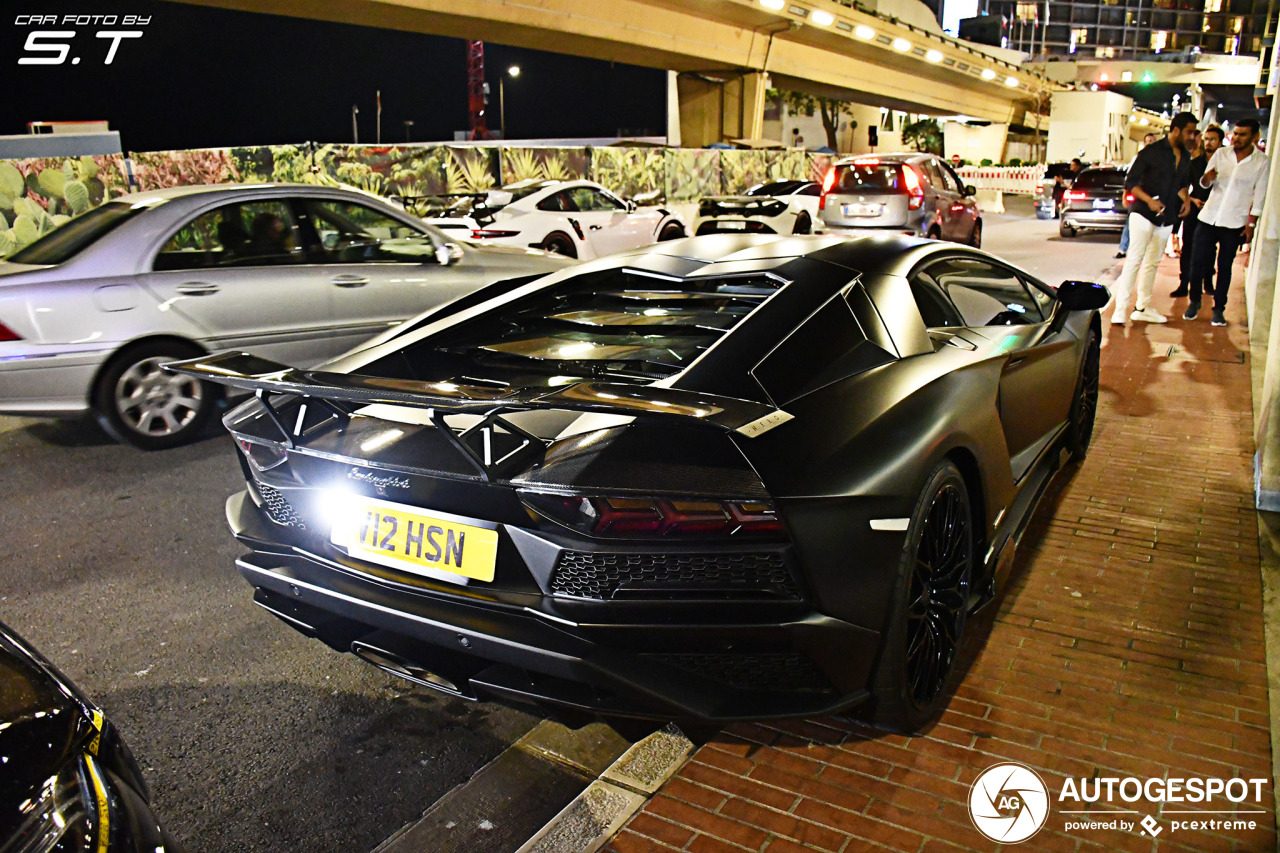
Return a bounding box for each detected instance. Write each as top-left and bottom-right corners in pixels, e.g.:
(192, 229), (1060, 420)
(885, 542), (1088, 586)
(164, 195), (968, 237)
(955, 165), (1042, 195)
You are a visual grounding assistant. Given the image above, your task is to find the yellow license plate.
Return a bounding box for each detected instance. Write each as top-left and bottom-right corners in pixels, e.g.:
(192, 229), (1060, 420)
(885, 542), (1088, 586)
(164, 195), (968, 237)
(330, 497), (498, 583)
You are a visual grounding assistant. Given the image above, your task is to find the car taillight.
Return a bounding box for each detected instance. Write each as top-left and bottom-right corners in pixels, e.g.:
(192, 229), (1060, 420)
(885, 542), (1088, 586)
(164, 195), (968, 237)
(1124, 193), (1134, 205)
(236, 436), (287, 472)
(902, 166), (924, 210)
(0, 321), (21, 342)
(1064, 191), (1086, 201)
(520, 491), (785, 538)
(1035, 181), (1044, 193)
(470, 229), (520, 239)
(819, 167), (836, 211)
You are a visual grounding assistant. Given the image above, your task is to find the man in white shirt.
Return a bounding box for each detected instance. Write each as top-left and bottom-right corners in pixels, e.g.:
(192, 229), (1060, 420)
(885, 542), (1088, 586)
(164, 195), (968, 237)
(1183, 118), (1269, 326)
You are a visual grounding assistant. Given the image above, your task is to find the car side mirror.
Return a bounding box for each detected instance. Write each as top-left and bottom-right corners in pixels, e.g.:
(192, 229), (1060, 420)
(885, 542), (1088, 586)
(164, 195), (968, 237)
(624, 199), (637, 213)
(964, 185), (977, 197)
(435, 242), (463, 266)
(1057, 280), (1110, 310)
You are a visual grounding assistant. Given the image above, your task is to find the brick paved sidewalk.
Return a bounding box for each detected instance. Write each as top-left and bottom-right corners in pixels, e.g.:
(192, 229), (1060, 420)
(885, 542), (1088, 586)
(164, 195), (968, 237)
(607, 254), (1276, 852)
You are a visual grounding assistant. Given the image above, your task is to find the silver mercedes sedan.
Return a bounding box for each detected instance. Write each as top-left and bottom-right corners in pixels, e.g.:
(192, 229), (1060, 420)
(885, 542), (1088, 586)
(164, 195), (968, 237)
(0, 183), (571, 449)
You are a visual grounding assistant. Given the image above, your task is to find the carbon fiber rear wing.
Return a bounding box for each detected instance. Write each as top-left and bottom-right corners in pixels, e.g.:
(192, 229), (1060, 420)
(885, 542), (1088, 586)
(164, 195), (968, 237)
(165, 351), (794, 440)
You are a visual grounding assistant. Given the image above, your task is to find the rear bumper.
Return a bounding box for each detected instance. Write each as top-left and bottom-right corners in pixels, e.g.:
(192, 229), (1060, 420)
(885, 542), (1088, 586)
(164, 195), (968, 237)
(227, 490), (880, 722)
(0, 348), (106, 417)
(1062, 210), (1126, 231)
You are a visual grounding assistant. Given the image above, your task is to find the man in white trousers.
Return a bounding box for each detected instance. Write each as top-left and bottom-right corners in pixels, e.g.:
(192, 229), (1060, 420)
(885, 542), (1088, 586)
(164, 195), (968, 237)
(1111, 112), (1198, 324)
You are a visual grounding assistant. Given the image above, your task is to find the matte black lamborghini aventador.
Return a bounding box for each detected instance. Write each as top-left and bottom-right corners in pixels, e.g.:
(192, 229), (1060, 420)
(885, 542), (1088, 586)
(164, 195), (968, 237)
(171, 233), (1107, 731)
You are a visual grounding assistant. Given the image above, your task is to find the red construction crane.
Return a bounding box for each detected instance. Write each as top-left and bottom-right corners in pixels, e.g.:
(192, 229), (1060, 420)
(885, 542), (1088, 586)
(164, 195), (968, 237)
(467, 40), (490, 140)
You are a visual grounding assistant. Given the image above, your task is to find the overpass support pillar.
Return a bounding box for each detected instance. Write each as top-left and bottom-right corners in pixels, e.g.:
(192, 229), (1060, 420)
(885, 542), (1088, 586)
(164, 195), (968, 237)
(676, 71), (770, 147)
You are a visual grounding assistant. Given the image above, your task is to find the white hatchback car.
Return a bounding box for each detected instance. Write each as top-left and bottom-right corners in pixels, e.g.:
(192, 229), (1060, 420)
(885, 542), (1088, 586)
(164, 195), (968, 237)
(426, 180), (686, 260)
(0, 183), (569, 449)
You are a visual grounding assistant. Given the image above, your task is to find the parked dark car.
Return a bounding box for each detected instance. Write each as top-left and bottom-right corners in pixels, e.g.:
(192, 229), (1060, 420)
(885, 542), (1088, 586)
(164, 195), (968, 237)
(1058, 166), (1129, 238)
(0, 620), (179, 852)
(818, 154), (982, 247)
(172, 233), (1107, 732)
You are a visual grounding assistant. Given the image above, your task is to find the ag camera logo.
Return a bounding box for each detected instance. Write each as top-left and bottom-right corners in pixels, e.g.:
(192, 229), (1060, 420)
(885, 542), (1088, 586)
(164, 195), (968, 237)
(969, 762), (1051, 843)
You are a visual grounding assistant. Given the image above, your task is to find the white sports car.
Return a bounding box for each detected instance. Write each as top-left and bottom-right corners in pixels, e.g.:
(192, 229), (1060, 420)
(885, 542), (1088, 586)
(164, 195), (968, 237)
(425, 180), (686, 260)
(692, 180), (821, 236)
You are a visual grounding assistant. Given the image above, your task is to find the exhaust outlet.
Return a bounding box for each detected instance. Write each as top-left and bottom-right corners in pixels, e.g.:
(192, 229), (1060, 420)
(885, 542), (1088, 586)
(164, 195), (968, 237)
(351, 639), (478, 700)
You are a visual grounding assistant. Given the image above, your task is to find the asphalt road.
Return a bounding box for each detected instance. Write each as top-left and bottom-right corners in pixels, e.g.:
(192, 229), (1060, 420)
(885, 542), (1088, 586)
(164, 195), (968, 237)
(0, 198), (1123, 852)
(0, 418), (540, 853)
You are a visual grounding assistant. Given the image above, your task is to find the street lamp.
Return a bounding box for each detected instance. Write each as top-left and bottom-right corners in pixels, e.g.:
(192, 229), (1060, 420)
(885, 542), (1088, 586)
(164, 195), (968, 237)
(501, 65), (520, 139)
(403, 120), (414, 142)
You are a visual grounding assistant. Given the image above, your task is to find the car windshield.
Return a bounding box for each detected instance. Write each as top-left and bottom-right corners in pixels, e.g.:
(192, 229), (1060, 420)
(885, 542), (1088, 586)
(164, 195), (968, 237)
(832, 163), (903, 192)
(397, 269), (783, 384)
(8, 201), (146, 265)
(1071, 170), (1126, 190)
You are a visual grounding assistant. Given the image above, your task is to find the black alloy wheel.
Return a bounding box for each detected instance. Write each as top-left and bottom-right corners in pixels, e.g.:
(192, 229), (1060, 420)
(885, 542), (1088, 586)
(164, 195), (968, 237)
(1065, 329), (1101, 459)
(658, 222), (685, 241)
(541, 232), (577, 258)
(792, 212), (812, 235)
(871, 460), (973, 732)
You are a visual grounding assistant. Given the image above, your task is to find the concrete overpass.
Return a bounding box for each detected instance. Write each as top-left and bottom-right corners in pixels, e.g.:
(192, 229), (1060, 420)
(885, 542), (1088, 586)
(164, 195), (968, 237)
(178, 0), (1066, 145)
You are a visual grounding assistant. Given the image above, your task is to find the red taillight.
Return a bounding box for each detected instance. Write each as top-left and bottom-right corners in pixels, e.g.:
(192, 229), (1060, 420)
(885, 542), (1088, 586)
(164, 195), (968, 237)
(236, 437), (287, 472)
(470, 229), (520, 239)
(521, 492), (785, 538)
(1124, 193), (1134, 205)
(1035, 181), (1044, 193)
(902, 166), (924, 210)
(1064, 191), (1086, 201)
(0, 321), (21, 342)
(819, 194), (827, 211)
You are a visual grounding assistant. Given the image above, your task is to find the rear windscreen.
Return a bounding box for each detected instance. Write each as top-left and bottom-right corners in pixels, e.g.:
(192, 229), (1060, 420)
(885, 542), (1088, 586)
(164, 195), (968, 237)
(832, 164), (904, 193)
(400, 270), (783, 385)
(9, 201), (144, 265)
(1071, 170), (1126, 190)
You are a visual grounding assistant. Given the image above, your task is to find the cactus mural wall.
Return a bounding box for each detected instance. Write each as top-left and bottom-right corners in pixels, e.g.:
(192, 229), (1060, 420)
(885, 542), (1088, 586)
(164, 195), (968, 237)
(0, 142), (843, 258)
(0, 156), (130, 257)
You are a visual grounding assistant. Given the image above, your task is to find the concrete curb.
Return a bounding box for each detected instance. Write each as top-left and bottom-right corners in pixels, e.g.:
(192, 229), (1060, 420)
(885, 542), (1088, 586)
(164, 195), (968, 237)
(515, 724), (695, 853)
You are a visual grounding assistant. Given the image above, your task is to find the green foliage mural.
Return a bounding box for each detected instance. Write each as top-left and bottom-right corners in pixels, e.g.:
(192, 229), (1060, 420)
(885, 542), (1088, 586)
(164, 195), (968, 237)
(501, 148), (589, 185)
(0, 156), (129, 257)
(665, 149), (720, 202)
(446, 147), (498, 194)
(593, 148), (667, 200)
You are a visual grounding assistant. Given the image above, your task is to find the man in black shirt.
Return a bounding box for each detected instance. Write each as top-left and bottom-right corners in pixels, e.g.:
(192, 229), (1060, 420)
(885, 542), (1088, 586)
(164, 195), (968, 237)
(1171, 125), (1220, 299)
(1111, 112), (1197, 325)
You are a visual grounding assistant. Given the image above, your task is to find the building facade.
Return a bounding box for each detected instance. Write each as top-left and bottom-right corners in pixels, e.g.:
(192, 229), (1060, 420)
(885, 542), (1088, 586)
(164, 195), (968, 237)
(970, 0), (1269, 60)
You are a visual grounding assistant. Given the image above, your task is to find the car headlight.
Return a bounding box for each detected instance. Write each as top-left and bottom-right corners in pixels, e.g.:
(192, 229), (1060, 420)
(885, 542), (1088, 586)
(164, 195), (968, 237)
(10, 754), (111, 853)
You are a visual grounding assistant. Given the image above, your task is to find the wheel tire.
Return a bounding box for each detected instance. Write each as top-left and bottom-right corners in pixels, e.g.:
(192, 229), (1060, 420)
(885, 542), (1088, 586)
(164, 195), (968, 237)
(658, 223), (685, 241)
(870, 459), (973, 733)
(926, 227), (941, 241)
(541, 232), (578, 258)
(1065, 328), (1101, 460)
(92, 341), (215, 450)
(792, 212), (812, 235)
(1059, 218), (1077, 238)
(969, 220), (982, 248)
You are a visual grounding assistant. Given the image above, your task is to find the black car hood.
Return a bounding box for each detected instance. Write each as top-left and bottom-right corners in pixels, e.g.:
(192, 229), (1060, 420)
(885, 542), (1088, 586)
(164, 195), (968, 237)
(0, 630), (94, 840)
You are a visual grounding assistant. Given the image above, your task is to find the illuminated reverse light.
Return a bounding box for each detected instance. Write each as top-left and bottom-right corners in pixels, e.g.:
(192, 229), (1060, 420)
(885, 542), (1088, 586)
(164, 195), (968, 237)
(981, 68), (997, 80)
(855, 24), (876, 39)
(812, 9), (834, 25)
(893, 37), (912, 51)
(926, 49), (943, 62)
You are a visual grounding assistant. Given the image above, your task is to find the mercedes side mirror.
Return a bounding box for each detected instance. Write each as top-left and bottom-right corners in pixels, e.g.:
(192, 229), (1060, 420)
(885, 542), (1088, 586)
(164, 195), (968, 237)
(435, 242), (464, 266)
(1057, 280), (1110, 311)
(964, 185), (977, 197)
